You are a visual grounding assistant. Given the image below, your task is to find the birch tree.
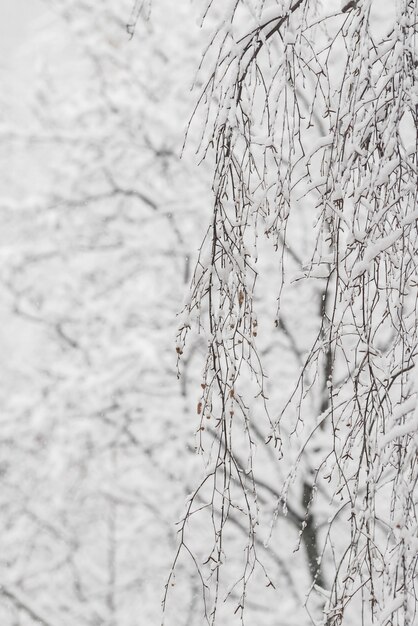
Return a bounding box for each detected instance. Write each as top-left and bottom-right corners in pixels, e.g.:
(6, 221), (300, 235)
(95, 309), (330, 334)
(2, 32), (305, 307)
(167, 1), (418, 625)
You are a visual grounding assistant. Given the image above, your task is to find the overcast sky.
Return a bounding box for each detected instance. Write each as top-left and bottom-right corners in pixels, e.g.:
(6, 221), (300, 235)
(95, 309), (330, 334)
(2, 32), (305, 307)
(0, 0), (48, 67)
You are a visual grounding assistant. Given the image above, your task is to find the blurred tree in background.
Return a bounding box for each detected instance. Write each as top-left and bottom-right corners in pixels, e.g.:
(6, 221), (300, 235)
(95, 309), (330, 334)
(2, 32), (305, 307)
(0, 1), (211, 624)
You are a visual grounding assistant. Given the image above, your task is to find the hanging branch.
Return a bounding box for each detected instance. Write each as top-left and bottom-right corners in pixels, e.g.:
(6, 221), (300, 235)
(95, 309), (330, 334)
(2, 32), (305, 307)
(170, 0), (418, 623)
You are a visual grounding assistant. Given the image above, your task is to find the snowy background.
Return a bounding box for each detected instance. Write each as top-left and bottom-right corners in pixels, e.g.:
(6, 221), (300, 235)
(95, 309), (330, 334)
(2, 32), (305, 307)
(0, 1), (416, 626)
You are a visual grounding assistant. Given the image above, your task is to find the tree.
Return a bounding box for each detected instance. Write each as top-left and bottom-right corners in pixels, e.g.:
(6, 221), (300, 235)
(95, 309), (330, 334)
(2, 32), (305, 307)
(166, 1), (418, 625)
(0, 2), (212, 625)
(0, 1), (416, 625)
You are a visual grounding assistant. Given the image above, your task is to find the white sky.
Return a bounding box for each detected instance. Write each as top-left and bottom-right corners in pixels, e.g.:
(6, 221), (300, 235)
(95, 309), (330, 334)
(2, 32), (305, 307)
(0, 0), (48, 69)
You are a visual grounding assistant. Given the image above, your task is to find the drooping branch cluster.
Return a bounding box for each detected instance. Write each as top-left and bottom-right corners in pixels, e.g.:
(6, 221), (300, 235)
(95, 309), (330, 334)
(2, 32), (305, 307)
(172, 0), (418, 624)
